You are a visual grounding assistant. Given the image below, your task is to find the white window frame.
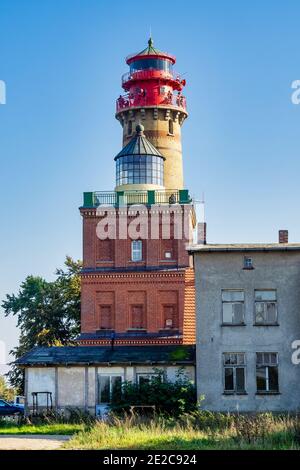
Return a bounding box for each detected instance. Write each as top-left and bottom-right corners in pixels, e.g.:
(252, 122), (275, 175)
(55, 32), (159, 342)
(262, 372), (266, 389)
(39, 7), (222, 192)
(97, 374), (123, 404)
(223, 353), (246, 394)
(254, 290), (277, 325)
(131, 240), (142, 262)
(221, 290), (245, 325)
(256, 352), (279, 393)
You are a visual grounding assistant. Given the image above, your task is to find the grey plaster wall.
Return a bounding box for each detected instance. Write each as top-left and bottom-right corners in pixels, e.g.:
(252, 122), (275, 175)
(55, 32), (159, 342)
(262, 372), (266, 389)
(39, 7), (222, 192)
(194, 250), (300, 411)
(25, 364), (195, 414)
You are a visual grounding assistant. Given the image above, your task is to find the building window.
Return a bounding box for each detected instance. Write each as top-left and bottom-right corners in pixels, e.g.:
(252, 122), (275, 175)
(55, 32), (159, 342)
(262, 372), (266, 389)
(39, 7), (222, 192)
(131, 305), (145, 329)
(168, 119), (174, 135)
(222, 290), (245, 325)
(99, 305), (113, 330)
(256, 353), (279, 393)
(131, 240), (143, 261)
(243, 257), (253, 269)
(128, 120), (132, 135)
(164, 251), (172, 259)
(97, 375), (122, 404)
(137, 373), (160, 386)
(254, 290), (277, 325)
(223, 353), (246, 394)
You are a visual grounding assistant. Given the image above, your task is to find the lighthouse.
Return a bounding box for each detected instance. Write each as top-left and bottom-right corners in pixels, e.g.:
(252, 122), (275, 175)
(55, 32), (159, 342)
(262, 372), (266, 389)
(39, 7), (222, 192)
(78, 39), (196, 347)
(18, 39), (197, 414)
(116, 38), (187, 190)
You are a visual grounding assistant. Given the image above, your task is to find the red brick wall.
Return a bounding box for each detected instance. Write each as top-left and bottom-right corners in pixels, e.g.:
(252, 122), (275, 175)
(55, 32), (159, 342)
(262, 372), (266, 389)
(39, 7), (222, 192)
(79, 206), (196, 345)
(80, 207), (192, 270)
(80, 271), (191, 336)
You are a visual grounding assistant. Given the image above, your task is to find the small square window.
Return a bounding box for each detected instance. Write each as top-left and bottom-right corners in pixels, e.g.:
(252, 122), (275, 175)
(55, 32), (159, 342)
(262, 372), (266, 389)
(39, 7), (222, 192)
(165, 251), (172, 259)
(244, 257), (253, 269)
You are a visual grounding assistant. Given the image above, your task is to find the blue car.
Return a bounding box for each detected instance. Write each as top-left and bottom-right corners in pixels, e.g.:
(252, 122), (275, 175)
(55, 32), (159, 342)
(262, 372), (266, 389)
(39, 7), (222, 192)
(0, 399), (24, 416)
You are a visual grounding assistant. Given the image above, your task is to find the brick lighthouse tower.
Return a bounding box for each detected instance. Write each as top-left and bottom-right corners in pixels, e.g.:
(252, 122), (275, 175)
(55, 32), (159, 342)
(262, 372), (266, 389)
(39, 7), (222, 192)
(18, 40), (197, 414)
(78, 39), (196, 347)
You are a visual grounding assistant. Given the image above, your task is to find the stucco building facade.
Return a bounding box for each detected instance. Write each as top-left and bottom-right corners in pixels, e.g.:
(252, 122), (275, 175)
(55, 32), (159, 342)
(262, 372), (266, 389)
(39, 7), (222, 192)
(190, 240), (300, 412)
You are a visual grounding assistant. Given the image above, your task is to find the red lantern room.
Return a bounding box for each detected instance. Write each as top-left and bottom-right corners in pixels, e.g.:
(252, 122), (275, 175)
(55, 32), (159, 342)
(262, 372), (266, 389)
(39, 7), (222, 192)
(116, 38), (187, 113)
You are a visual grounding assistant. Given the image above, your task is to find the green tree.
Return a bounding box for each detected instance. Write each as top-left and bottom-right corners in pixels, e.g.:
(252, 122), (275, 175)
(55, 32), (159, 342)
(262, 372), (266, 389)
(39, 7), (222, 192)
(2, 256), (82, 392)
(0, 375), (15, 402)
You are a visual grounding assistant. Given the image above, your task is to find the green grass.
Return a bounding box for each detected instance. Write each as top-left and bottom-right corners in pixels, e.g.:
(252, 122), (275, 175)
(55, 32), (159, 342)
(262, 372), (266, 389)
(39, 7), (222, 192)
(0, 422), (84, 435)
(1, 412), (299, 449)
(63, 414), (300, 450)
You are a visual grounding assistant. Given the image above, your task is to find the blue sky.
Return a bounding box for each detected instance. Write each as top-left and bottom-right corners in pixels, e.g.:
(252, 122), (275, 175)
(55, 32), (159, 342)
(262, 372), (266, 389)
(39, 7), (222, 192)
(1, 0), (300, 373)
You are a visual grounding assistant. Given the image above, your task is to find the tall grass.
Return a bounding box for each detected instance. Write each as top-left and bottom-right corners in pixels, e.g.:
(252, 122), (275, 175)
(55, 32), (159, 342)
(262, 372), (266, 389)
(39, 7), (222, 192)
(64, 412), (300, 450)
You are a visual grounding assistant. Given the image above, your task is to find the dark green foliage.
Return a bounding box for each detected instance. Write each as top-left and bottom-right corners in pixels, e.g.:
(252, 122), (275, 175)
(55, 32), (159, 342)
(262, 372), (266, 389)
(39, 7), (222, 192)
(2, 256), (82, 392)
(110, 369), (197, 416)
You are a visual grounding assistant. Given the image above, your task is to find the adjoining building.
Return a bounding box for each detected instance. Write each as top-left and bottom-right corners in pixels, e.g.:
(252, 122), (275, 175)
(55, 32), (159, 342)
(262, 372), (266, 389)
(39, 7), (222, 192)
(17, 346), (195, 415)
(17, 39), (197, 415)
(189, 230), (300, 412)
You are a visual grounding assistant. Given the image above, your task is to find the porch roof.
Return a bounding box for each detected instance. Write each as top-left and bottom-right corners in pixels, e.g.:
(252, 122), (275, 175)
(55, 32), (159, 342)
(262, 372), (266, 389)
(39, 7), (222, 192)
(16, 345), (195, 367)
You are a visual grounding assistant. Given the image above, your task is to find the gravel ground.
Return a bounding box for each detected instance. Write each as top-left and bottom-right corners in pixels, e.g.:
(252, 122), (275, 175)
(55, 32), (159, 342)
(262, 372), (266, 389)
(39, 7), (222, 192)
(0, 434), (71, 450)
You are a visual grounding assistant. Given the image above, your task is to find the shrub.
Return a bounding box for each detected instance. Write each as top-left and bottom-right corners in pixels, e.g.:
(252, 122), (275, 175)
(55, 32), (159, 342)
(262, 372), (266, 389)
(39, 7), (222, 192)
(110, 369), (197, 417)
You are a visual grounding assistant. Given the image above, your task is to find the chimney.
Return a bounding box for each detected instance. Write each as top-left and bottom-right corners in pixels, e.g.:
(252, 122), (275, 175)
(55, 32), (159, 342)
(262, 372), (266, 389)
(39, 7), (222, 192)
(197, 222), (207, 245)
(279, 230), (288, 244)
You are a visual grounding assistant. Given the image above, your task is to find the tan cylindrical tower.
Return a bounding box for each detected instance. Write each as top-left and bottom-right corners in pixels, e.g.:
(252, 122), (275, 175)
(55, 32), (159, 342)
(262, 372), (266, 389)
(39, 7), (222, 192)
(115, 39), (188, 190)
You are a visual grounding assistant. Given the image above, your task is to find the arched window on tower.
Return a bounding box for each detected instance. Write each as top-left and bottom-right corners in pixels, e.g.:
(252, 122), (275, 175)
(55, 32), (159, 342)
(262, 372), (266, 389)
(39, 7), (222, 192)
(168, 119), (174, 135)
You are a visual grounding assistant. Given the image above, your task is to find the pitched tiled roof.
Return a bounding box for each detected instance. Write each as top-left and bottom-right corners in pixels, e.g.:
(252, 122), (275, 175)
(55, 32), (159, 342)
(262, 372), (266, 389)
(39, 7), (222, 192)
(16, 345), (195, 366)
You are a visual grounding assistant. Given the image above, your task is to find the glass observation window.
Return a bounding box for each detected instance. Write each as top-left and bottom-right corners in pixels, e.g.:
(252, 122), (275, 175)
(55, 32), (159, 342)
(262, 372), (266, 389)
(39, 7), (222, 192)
(130, 58), (173, 74)
(116, 155), (164, 186)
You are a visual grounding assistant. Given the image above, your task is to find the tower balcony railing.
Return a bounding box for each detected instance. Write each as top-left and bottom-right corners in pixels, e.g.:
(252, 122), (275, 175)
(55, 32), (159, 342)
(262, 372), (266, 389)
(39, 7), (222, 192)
(82, 189), (193, 208)
(116, 92), (187, 113)
(121, 69), (184, 87)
